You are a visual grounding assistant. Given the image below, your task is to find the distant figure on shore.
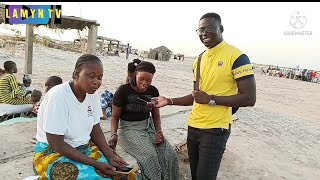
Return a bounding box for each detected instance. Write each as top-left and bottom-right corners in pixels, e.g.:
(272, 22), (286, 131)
(115, 49), (119, 56)
(126, 43), (130, 60)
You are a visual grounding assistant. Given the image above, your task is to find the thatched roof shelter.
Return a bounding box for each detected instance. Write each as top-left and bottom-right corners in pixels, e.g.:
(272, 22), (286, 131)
(148, 46), (172, 61)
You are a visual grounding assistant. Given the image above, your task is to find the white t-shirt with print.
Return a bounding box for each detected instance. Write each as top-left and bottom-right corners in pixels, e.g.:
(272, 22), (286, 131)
(36, 81), (103, 147)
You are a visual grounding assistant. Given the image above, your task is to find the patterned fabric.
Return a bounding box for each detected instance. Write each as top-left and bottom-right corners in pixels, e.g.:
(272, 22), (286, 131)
(100, 90), (113, 117)
(0, 74), (31, 105)
(33, 141), (115, 180)
(118, 118), (179, 180)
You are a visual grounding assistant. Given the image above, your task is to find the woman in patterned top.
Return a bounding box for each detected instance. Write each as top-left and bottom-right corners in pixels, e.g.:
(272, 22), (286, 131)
(0, 61), (32, 105)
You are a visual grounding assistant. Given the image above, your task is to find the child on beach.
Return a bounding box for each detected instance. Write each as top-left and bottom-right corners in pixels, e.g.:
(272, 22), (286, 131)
(21, 74), (35, 93)
(29, 90), (42, 118)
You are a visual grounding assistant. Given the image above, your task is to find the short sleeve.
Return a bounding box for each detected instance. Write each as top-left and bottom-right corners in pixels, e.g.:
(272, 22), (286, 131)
(93, 92), (103, 125)
(232, 54), (254, 81)
(113, 85), (125, 107)
(192, 58), (197, 82)
(41, 91), (68, 135)
(150, 86), (160, 97)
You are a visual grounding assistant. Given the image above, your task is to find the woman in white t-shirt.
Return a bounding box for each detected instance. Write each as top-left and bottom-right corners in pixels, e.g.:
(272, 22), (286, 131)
(33, 54), (134, 180)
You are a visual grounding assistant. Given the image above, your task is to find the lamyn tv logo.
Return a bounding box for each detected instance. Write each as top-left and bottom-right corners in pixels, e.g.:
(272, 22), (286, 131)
(5, 5), (62, 25)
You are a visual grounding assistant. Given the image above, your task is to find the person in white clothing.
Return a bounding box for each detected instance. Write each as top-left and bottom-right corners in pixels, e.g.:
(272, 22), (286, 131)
(33, 54), (136, 180)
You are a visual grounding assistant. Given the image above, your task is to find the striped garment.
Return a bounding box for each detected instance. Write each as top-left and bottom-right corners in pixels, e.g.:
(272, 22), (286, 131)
(118, 118), (180, 180)
(0, 74), (32, 105)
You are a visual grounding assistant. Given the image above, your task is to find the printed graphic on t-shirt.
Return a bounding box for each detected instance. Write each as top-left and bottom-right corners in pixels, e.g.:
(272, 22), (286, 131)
(87, 105), (93, 117)
(126, 94), (151, 113)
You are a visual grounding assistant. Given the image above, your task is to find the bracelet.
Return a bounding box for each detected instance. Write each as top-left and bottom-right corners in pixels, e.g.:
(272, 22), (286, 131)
(169, 98), (173, 105)
(111, 133), (118, 137)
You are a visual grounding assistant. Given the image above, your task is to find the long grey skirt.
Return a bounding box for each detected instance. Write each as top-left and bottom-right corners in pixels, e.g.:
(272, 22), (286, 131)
(118, 117), (179, 180)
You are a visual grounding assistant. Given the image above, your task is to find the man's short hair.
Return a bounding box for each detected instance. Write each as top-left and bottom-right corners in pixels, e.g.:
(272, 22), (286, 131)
(200, 12), (221, 23)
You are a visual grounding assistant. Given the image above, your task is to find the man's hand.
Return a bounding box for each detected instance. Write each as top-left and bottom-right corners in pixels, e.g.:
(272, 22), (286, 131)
(192, 90), (211, 104)
(151, 96), (169, 108)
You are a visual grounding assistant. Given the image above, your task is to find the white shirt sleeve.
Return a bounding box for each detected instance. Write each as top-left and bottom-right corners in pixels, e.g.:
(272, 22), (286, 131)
(42, 91), (68, 135)
(93, 92), (103, 125)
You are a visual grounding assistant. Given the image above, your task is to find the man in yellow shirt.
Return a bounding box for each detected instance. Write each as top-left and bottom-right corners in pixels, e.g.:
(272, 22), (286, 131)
(154, 12), (256, 179)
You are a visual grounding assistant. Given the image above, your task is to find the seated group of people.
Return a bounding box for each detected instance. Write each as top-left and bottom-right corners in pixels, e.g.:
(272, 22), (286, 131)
(0, 61), (63, 120)
(1, 56), (179, 180)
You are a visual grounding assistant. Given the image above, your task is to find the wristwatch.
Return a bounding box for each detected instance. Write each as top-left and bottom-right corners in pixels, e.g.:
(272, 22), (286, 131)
(208, 97), (216, 106)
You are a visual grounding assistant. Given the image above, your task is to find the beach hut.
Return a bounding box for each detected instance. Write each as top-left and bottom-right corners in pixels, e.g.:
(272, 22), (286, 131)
(148, 46), (172, 61)
(0, 4), (100, 74)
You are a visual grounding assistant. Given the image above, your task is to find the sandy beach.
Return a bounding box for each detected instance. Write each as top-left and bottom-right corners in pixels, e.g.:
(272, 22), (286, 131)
(0, 44), (320, 180)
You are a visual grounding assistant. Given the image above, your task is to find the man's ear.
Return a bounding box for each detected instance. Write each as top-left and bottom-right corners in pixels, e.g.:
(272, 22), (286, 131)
(220, 25), (224, 33)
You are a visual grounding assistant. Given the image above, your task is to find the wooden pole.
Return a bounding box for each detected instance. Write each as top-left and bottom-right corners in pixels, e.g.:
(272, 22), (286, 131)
(87, 25), (98, 55)
(25, 24), (33, 74)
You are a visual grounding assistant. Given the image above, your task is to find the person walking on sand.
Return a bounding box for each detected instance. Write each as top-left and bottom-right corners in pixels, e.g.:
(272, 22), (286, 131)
(153, 12), (256, 180)
(126, 43), (130, 60)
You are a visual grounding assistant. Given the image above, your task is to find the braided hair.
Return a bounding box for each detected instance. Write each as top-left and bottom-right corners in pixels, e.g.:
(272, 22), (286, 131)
(72, 54), (102, 79)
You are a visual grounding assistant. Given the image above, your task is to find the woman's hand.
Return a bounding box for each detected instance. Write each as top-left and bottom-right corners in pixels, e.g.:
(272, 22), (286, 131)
(95, 161), (118, 176)
(155, 130), (164, 145)
(108, 153), (128, 168)
(108, 134), (118, 149)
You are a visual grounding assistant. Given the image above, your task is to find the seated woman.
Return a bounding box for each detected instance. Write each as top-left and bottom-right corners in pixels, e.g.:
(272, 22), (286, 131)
(33, 54), (134, 180)
(0, 61), (32, 105)
(109, 61), (179, 180)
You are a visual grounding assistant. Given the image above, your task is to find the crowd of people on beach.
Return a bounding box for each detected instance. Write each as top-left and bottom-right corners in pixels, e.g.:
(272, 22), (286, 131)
(261, 65), (319, 83)
(0, 12), (258, 180)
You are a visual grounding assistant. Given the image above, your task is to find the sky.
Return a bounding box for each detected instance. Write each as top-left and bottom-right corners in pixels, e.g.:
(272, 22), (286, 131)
(1, 2), (320, 70)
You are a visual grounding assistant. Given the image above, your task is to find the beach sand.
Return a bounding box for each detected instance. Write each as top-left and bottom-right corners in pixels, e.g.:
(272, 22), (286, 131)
(0, 44), (320, 179)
